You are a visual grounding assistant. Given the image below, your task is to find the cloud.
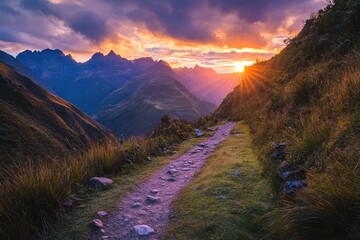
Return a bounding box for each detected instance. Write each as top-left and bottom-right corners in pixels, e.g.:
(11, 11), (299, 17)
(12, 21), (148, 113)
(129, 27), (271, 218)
(0, 0), (327, 72)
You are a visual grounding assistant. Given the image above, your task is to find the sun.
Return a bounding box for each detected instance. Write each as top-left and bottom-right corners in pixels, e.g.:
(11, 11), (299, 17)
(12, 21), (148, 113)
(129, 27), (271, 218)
(233, 61), (255, 72)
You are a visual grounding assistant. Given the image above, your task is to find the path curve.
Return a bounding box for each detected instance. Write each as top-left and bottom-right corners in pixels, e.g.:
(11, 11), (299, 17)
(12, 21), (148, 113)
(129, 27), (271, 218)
(91, 122), (235, 240)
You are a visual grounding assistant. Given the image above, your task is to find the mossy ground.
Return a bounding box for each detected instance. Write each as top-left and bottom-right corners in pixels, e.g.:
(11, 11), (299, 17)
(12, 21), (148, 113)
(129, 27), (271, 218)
(163, 122), (276, 240)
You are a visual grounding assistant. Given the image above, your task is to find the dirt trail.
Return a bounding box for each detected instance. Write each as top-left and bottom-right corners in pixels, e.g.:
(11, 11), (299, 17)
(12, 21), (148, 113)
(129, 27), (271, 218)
(91, 122), (235, 240)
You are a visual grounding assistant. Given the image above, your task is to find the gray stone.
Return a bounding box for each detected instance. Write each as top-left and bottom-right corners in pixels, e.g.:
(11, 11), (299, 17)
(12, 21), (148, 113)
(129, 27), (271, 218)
(132, 202), (142, 208)
(284, 180), (308, 194)
(233, 170), (241, 176)
(133, 225), (155, 236)
(131, 197), (141, 202)
(91, 219), (103, 228)
(167, 177), (176, 182)
(194, 128), (203, 137)
(151, 189), (159, 194)
(101, 236), (109, 239)
(89, 177), (113, 188)
(168, 169), (178, 175)
(146, 195), (160, 203)
(181, 168), (190, 171)
(97, 211), (107, 217)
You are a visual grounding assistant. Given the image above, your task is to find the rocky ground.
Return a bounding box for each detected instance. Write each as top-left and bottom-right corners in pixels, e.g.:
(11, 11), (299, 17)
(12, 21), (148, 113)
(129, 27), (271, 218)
(90, 122), (235, 240)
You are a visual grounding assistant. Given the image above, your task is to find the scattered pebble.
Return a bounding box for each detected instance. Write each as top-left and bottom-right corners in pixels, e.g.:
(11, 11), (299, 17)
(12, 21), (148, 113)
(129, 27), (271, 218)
(168, 169), (178, 175)
(132, 202), (142, 208)
(133, 225), (155, 236)
(167, 177), (176, 182)
(91, 219), (103, 228)
(151, 189), (159, 194)
(131, 197), (141, 202)
(146, 195), (160, 203)
(98, 211), (107, 217)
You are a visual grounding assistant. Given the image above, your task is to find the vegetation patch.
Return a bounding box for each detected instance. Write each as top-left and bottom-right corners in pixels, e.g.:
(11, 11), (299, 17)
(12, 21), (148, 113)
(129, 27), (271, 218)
(163, 122), (275, 240)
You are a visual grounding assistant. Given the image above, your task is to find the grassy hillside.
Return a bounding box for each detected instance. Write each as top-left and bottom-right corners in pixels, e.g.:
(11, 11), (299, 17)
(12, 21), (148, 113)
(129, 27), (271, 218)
(0, 62), (111, 165)
(216, 0), (360, 238)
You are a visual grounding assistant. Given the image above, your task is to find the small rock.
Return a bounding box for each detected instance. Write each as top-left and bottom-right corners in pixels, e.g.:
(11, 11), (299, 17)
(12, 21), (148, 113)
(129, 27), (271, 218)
(91, 219), (103, 228)
(146, 195), (160, 203)
(218, 195), (226, 199)
(284, 180), (308, 194)
(63, 197), (74, 207)
(89, 177), (113, 188)
(97, 211), (107, 217)
(100, 229), (106, 233)
(194, 128), (203, 137)
(133, 225), (155, 236)
(168, 169), (178, 175)
(101, 236), (108, 239)
(181, 168), (190, 171)
(151, 189), (159, 194)
(147, 157), (152, 161)
(271, 151), (286, 160)
(233, 170), (241, 176)
(197, 143), (207, 148)
(131, 197), (141, 202)
(187, 160), (194, 164)
(132, 202), (142, 208)
(167, 177), (176, 182)
(78, 204), (86, 208)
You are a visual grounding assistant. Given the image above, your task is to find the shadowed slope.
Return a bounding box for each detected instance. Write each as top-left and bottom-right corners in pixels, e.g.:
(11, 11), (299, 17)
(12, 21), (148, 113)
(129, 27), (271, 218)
(0, 61), (111, 164)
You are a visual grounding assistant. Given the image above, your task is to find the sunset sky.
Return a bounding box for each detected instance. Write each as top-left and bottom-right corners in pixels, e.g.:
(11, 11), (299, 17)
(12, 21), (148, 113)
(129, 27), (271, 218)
(0, 0), (327, 73)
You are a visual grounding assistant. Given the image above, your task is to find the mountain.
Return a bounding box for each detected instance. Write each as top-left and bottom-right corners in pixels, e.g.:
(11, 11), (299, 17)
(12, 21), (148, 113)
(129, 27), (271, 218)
(16, 49), (155, 114)
(216, 0), (360, 238)
(175, 65), (240, 105)
(0, 61), (111, 165)
(16, 49), (217, 136)
(0, 50), (51, 90)
(94, 61), (216, 136)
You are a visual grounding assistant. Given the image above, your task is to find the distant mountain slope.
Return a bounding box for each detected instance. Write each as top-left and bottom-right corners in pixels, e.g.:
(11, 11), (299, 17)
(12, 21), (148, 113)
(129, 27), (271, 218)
(175, 65), (240, 105)
(0, 61), (111, 164)
(94, 61), (216, 136)
(16, 49), (155, 114)
(0, 50), (51, 90)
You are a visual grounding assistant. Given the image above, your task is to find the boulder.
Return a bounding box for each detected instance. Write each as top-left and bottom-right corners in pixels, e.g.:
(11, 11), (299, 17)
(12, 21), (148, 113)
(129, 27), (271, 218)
(133, 225), (154, 236)
(89, 177), (113, 188)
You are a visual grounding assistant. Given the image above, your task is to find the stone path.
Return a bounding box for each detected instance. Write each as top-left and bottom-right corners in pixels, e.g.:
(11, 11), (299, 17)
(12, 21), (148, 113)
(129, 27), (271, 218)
(91, 122), (235, 240)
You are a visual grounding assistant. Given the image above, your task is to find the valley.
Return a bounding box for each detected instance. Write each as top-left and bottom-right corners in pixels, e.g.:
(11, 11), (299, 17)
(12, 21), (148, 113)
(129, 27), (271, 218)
(1, 0), (360, 239)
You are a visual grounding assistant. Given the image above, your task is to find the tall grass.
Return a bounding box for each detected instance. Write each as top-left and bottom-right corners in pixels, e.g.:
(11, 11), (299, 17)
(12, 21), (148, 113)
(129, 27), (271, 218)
(215, 0), (360, 237)
(268, 162), (360, 239)
(0, 117), (194, 239)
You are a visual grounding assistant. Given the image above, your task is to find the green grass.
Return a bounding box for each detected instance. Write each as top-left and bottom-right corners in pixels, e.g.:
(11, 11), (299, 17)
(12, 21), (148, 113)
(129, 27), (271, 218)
(38, 130), (211, 240)
(163, 122), (276, 240)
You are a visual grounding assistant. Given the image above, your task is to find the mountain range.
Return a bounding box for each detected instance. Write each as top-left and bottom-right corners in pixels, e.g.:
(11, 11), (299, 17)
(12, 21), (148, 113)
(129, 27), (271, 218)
(0, 49), (238, 137)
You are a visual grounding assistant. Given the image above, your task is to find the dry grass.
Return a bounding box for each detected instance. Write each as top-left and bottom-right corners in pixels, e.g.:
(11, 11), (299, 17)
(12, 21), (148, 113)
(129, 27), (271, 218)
(0, 117), (196, 239)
